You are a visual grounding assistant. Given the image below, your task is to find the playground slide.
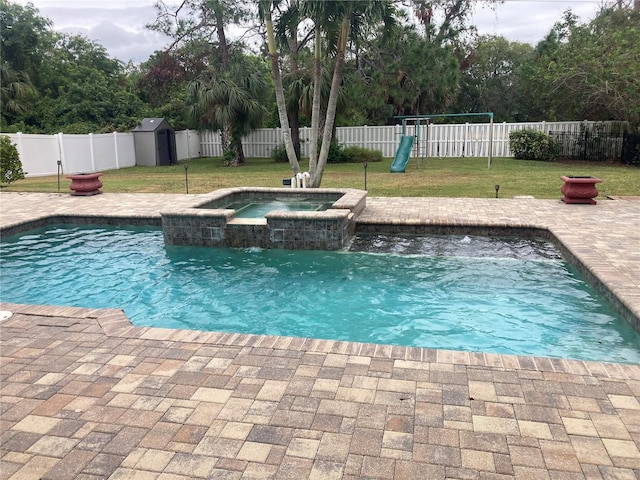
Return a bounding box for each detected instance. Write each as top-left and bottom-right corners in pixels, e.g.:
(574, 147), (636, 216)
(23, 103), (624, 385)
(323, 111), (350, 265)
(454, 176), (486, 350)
(390, 135), (414, 173)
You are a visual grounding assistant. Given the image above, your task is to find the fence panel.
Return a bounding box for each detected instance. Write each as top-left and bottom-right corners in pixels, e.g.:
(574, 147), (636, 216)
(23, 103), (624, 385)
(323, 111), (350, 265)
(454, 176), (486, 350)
(494, 123), (514, 156)
(116, 133), (136, 168)
(379, 125), (403, 157)
(242, 129), (282, 158)
(200, 130), (223, 157)
(335, 125), (400, 157)
(467, 123), (490, 157)
(60, 135), (93, 173)
(551, 131), (624, 161)
(175, 130), (200, 160)
(427, 124), (466, 157)
(300, 127), (310, 157)
(92, 134), (118, 172)
(6, 133), (60, 177)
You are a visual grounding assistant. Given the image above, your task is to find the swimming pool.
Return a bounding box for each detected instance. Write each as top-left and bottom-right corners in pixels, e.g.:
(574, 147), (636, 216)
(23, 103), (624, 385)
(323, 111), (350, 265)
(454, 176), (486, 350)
(1, 225), (639, 363)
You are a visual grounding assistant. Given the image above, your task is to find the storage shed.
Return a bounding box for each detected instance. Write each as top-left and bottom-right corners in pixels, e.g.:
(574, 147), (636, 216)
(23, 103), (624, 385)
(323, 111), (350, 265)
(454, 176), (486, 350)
(133, 118), (177, 166)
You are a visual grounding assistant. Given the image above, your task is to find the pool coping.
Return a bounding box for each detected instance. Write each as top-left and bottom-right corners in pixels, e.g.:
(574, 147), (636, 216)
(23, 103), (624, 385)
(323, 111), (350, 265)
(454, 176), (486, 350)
(2, 302), (638, 379)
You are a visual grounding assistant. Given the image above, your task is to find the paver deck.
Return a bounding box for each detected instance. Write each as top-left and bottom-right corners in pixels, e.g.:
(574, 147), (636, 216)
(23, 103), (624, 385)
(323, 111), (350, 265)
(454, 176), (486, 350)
(1, 192), (639, 479)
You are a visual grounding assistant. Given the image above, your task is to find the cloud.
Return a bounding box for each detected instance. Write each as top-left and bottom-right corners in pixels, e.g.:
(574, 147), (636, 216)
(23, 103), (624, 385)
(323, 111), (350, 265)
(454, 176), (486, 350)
(89, 21), (169, 63)
(20, 0), (602, 64)
(36, 4), (171, 63)
(470, 1), (600, 45)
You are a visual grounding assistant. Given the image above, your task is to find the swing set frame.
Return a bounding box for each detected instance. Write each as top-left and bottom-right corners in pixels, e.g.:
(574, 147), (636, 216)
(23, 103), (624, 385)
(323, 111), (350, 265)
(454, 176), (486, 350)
(393, 112), (495, 169)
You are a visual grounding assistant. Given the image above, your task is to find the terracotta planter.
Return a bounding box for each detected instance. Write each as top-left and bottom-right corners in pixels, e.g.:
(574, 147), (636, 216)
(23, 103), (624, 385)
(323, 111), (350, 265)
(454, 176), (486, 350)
(67, 173), (103, 196)
(560, 176), (602, 205)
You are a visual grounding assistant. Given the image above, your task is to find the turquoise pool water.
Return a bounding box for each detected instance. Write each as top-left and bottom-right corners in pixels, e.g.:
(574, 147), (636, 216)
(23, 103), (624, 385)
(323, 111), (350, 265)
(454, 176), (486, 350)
(220, 198), (333, 218)
(1, 225), (639, 363)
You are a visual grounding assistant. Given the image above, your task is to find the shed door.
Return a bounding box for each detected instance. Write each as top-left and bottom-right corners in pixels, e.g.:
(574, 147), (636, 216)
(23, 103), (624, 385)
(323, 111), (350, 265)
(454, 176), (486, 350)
(157, 129), (170, 165)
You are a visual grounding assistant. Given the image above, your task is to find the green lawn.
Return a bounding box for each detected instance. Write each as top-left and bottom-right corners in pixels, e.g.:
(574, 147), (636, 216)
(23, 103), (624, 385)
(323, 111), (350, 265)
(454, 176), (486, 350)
(5, 156), (640, 198)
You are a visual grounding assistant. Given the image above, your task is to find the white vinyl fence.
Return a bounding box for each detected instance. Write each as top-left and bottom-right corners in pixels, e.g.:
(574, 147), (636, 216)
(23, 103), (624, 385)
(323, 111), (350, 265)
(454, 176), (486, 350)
(4, 121), (597, 177)
(5, 130), (201, 177)
(200, 121), (594, 159)
(175, 129), (201, 160)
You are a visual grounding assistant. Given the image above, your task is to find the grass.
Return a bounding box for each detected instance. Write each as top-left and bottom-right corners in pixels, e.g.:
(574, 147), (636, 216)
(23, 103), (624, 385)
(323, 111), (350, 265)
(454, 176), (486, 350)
(4, 156), (640, 198)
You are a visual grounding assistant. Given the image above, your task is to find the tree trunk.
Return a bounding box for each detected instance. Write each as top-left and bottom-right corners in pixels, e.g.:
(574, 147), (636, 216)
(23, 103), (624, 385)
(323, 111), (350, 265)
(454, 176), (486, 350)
(220, 124), (232, 166)
(288, 6), (302, 162)
(215, 5), (230, 70)
(312, 16), (349, 188)
(309, 25), (322, 182)
(265, 7), (301, 174)
(290, 112), (301, 161)
(216, 1), (235, 165)
(233, 139), (246, 166)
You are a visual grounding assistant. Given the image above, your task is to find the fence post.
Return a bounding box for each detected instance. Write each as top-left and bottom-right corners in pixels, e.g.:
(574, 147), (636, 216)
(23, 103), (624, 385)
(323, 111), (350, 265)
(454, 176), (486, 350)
(15, 132), (24, 165)
(501, 122), (506, 157)
(463, 123), (469, 158)
(89, 133), (96, 172)
(364, 125), (368, 150)
(57, 132), (67, 174)
(488, 116), (493, 168)
(113, 132), (120, 169)
(304, 126), (308, 157)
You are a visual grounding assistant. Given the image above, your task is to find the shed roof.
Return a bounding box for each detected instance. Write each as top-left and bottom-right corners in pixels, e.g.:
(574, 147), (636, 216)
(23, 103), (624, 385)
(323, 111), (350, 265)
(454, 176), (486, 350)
(133, 118), (173, 132)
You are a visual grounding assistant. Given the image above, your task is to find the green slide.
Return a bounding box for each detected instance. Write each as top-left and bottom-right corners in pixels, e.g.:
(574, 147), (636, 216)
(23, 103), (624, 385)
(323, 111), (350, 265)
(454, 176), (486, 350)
(390, 135), (414, 173)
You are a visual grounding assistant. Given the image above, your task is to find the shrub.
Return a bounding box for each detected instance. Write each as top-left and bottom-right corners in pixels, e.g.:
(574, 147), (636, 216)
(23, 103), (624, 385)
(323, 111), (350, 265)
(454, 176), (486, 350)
(622, 134), (640, 166)
(0, 136), (25, 185)
(633, 143), (640, 167)
(222, 148), (236, 166)
(509, 129), (559, 161)
(342, 146), (384, 163)
(274, 141), (380, 164)
(324, 141), (345, 164)
(271, 143), (289, 163)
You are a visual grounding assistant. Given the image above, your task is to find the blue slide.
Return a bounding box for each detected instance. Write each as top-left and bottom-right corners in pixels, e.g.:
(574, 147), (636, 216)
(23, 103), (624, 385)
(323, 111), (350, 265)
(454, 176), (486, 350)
(390, 135), (414, 173)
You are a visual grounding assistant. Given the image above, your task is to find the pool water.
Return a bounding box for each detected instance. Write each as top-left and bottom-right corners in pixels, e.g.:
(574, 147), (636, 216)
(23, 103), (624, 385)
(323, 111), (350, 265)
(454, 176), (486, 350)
(1, 225), (639, 363)
(222, 198), (334, 218)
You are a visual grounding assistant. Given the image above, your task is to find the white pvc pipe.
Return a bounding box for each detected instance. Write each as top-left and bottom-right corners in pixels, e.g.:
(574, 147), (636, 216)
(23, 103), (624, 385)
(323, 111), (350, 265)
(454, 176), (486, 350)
(290, 172), (311, 188)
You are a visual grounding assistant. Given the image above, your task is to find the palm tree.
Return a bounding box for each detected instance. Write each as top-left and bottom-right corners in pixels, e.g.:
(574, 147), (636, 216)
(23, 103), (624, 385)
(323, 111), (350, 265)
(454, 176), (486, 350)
(307, 1), (397, 186)
(275, 0), (307, 162)
(261, 0), (396, 185)
(0, 61), (35, 126)
(186, 55), (270, 166)
(299, 0), (332, 182)
(259, 0), (301, 173)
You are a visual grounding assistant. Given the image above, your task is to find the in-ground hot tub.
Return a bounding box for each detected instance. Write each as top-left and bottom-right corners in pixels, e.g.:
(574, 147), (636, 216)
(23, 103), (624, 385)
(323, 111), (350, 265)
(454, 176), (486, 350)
(213, 195), (339, 218)
(161, 187), (367, 250)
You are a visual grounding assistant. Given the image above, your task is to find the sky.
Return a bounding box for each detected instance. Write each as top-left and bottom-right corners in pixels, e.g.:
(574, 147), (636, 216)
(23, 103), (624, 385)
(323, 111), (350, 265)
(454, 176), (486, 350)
(12, 0), (603, 64)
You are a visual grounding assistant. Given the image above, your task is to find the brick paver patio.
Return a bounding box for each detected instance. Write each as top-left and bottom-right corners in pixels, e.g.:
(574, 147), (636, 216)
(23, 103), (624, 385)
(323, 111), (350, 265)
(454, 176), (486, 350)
(1, 192), (639, 479)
